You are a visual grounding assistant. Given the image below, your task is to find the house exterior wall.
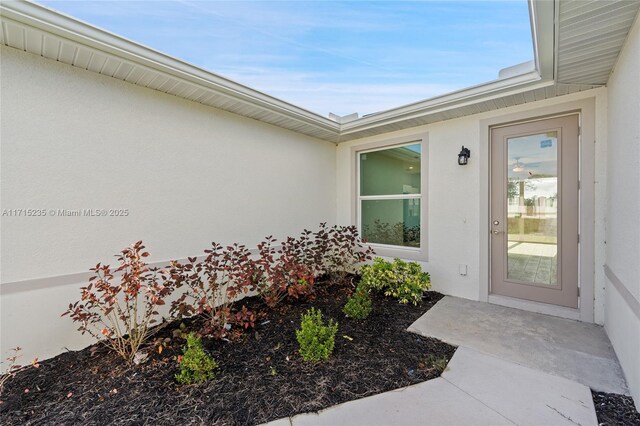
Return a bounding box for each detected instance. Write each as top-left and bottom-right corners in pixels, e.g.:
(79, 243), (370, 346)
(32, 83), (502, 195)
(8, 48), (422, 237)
(2, 20), (636, 402)
(604, 16), (640, 405)
(337, 89), (608, 323)
(0, 46), (337, 362)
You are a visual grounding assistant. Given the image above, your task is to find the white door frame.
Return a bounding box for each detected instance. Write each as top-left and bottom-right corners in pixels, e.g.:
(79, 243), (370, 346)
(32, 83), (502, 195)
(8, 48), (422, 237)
(479, 98), (596, 323)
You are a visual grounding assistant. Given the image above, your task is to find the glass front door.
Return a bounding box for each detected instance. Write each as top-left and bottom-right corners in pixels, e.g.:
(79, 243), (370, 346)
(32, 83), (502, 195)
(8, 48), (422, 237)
(490, 115), (579, 308)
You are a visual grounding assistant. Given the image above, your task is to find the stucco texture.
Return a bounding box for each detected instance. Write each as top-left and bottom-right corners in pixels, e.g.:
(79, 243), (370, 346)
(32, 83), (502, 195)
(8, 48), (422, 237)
(0, 46), (337, 283)
(605, 15), (640, 405)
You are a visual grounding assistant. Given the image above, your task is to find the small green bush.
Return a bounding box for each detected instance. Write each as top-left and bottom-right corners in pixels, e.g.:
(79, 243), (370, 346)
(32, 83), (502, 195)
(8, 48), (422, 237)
(296, 308), (338, 362)
(360, 257), (431, 305)
(176, 333), (218, 385)
(342, 285), (372, 319)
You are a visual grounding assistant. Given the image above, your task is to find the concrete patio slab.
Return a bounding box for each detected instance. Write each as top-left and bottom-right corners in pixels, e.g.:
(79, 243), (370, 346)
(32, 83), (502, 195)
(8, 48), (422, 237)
(443, 347), (598, 426)
(408, 296), (628, 394)
(288, 378), (513, 426)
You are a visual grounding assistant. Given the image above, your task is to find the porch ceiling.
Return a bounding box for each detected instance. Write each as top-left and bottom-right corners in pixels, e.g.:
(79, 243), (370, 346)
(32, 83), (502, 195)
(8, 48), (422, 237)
(1, 1), (638, 143)
(557, 0), (640, 85)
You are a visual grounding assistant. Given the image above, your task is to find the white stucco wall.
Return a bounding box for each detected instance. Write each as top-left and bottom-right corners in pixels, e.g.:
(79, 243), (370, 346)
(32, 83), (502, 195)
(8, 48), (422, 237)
(0, 46), (337, 361)
(604, 16), (640, 405)
(337, 89), (608, 322)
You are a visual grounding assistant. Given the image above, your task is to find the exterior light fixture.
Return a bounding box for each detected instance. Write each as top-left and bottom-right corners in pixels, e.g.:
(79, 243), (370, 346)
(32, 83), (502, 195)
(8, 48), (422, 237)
(458, 146), (471, 165)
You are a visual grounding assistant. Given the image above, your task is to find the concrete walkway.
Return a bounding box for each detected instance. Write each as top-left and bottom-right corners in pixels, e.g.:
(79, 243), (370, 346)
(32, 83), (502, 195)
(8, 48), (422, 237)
(262, 297), (629, 425)
(408, 296), (628, 395)
(264, 347), (597, 426)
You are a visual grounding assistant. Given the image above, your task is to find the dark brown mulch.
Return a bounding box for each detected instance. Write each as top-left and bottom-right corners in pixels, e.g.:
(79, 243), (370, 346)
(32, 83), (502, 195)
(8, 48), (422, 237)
(0, 279), (455, 426)
(592, 390), (640, 425)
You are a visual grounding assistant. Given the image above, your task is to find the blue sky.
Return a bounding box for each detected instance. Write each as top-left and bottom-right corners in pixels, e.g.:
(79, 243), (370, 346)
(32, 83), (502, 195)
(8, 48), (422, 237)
(39, 1), (533, 116)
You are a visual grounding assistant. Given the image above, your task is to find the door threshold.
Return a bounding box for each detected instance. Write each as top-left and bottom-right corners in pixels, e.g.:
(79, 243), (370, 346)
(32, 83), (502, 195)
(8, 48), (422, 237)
(488, 294), (582, 322)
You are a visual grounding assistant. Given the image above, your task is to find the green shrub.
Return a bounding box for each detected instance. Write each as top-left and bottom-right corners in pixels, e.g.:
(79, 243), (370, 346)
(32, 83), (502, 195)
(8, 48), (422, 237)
(360, 257), (431, 305)
(295, 308), (338, 362)
(342, 285), (372, 319)
(176, 333), (218, 385)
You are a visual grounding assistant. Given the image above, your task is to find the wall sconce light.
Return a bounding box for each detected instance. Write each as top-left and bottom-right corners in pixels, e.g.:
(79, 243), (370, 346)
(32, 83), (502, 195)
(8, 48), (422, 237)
(458, 146), (471, 165)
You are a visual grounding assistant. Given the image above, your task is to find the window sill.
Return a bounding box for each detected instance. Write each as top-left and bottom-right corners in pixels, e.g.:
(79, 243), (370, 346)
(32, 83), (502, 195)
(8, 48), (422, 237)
(369, 244), (427, 262)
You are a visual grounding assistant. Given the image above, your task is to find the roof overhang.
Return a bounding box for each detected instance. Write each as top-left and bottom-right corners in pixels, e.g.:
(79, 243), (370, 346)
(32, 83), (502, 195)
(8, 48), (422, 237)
(1, 1), (637, 143)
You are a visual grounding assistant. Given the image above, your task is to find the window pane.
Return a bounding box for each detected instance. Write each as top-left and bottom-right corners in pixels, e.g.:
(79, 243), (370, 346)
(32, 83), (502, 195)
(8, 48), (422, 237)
(360, 144), (421, 196)
(506, 131), (558, 285)
(361, 199), (420, 247)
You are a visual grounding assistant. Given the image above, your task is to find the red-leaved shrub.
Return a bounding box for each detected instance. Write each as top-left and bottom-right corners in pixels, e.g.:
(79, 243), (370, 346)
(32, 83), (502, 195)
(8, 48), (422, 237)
(323, 224), (375, 281)
(279, 229), (324, 277)
(62, 241), (175, 362)
(0, 347), (40, 395)
(254, 224), (373, 307)
(281, 223), (375, 282)
(231, 305), (256, 330)
(63, 224), (373, 348)
(169, 243), (257, 337)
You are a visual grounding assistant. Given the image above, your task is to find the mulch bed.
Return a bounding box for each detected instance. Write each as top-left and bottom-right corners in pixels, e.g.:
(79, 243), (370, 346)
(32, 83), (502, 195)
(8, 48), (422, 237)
(592, 390), (640, 425)
(0, 278), (455, 425)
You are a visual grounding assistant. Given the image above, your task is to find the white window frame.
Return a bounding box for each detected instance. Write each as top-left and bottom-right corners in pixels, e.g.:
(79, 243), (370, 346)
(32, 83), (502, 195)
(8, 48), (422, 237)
(351, 133), (428, 262)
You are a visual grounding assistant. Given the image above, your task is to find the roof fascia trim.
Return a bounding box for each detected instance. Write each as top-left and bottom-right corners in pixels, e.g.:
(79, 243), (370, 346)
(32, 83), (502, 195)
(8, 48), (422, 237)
(340, 71), (546, 136)
(529, 0), (556, 80)
(1, 0), (558, 142)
